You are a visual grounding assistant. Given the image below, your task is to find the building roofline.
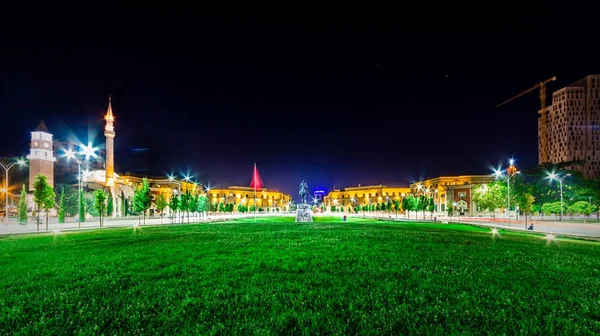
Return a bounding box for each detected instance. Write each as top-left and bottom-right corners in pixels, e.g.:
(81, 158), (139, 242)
(33, 120), (50, 133)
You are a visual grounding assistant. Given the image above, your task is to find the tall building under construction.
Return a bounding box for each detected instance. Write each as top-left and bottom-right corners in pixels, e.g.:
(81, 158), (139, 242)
(540, 75), (600, 178)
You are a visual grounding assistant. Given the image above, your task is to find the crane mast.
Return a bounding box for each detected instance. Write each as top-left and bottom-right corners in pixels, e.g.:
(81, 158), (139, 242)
(497, 76), (557, 163)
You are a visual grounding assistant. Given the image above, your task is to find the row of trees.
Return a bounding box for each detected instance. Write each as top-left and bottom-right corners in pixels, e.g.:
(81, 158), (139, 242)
(164, 189), (209, 224)
(162, 190), (285, 224)
(471, 166), (600, 221)
(16, 175), (156, 227)
(326, 195), (437, 219)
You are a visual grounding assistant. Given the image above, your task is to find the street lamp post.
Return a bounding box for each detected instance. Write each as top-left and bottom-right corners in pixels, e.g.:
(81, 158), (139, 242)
(548, 173), (570, 223)
(494, 159), (520, 228)
(64, 151), (85, 229)
(65, 144), (97, 229)
(0, 158), (27, 223)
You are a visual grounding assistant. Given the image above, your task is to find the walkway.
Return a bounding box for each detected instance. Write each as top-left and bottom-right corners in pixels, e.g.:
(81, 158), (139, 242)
(360, 213), (600, 238)
(2, 213), (599, 239)
(0, 213), (279, 235)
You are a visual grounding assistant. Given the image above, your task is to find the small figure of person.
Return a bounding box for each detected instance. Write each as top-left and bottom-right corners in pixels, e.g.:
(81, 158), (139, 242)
(343, 215), (347, 222)
(528, 223), (534, 230)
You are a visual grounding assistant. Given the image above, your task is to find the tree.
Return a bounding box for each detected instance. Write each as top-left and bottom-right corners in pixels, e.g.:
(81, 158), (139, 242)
(133, 178), (152, 225)
(106, 189), (114, 217)
(393, 199), (401, 218)
(190, 194), (199, 220)
(58, 187), (66, 223)
(18, 184), (27, 224)
(79, 190), (86, 222)
(94, 189), (107, 227)
(120, 191), (127, 217)
(84, 192), (99, 217)
(403, 195), (418, 219)
(427, 197), (436, 218)
(447, 201), (454, 217)
(472, 182), (506, 217)
(516, 193), (535, 228)
(330, 205), (337, 212)
(168, 194), (179, 223)
(33, 174), (55, 232)
(541, 201), (565, 219)
(237, 204), (246, 213)
(156, 192), (168, 223)
(197, 195), (208, 214)
(568, 201), (597, 222)
(42, 186), (56, 231)
(402, 197), (411, 218)
(180, 191), (190, 223)
(218, 202), (225, 212)
(33, 174), (48, 228)
(54, 183), (78, 216)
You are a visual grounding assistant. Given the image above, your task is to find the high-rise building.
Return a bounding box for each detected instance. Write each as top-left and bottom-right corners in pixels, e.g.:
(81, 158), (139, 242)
(26, 121), (57, 191)
(540, 75), (600, 178)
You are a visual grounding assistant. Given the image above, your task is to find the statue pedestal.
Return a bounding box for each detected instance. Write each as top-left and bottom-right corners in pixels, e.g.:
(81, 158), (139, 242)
(295, 203), (313, 222)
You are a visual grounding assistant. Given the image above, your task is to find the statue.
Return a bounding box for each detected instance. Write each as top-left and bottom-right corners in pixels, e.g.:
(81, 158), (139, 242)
(298, 180), (309, 204)
(295, 180), (313, 222)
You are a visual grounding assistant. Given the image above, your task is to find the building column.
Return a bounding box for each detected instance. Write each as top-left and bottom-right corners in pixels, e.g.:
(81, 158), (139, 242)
(469, 185), (475, 213)
(111, 186), (117, 218)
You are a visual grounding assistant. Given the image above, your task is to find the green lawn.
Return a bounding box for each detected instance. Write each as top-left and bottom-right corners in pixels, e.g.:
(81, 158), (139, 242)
(1, 216), (599, 334)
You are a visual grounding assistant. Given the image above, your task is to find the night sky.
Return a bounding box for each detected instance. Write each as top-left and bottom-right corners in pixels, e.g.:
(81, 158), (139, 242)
(2, 16), (598, 194)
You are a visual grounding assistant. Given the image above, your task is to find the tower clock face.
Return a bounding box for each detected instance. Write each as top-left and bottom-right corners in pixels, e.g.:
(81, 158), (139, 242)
(33, 142), (38, 147)
(43, 143), (49, 148)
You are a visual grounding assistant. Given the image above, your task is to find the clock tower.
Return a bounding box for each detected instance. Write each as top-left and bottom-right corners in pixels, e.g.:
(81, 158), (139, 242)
(26, 121), (56, 191)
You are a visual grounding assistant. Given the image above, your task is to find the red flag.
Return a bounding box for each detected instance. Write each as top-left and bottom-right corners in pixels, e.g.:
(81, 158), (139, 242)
(250, 163), (264, 190)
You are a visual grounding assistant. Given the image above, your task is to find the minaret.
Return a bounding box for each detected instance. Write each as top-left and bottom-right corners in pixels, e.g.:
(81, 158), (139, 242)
(104, 96), (115, 187)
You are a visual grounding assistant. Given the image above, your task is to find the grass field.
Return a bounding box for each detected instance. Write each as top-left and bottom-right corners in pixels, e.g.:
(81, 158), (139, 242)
(1, 216), (599, 334)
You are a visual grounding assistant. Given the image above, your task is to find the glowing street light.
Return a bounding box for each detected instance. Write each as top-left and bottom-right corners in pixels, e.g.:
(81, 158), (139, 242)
(0, 158), (27, 223)
(547, 172), (571, 223)
(493, 158), (520, 228)
(167, 174), (182, 194)
(79, 142), (98, 161)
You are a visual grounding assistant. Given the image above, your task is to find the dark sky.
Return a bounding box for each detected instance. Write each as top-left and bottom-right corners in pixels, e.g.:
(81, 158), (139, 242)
(2, 14), (598, 195)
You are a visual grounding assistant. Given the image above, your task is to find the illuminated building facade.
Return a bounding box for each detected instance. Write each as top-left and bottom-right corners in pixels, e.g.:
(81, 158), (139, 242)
(409, 175), (494, 213)
(208, 186), (291, 211)
(324, 185), (411, 210)
(541, 75), (600, 178)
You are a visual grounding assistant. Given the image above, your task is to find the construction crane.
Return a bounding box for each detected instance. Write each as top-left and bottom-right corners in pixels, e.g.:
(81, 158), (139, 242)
(497, 76), (557, 163)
